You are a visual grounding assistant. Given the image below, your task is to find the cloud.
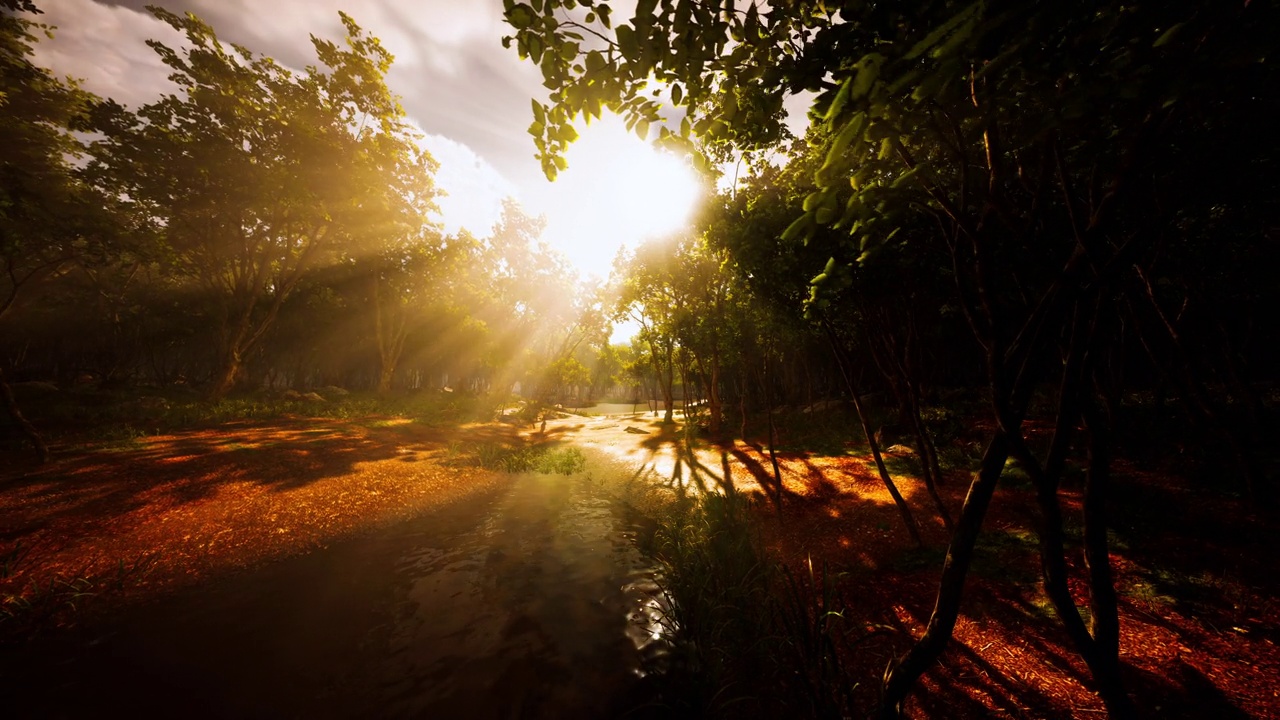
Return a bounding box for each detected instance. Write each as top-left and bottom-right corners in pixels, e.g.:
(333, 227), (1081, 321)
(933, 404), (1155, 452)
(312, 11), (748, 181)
(62, 0), (549, 187)
(419, 133), (515, 239)
(29, 0), (183, 108)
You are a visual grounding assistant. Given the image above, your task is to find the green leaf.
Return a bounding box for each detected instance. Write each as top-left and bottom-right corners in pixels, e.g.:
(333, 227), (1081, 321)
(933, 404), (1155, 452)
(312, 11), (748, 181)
(616, 24), (636, 60)
(821, 111), (866, 177)
(891, 166), (919, 188)
(1153, 23), (1184, 48)
(507, 4), (536, 29)
(850, 53), (884, 100)
(824, 77), (852, 125)
(904, 2), (981, 60)
(780, 212), (813, 242)
(671, 83), (683, 105)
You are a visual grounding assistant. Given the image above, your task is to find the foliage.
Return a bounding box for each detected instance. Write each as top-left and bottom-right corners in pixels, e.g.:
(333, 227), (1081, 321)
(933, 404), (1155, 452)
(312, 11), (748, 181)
(644, 490), (855, 718)
(506, 0), (1278, 716)
(86, 9), (439, 399)
(466, 442), (587, 474)
(0, 3), (105, 322)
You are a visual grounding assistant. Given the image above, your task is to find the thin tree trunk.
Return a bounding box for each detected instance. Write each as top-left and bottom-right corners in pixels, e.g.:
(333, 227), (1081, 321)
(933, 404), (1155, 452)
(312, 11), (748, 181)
(0, 366), (49, 464)
(1080, 397), (1132, 717)
(824, 322), (923, 546)
(879, 433), (1010, 717)
(761, 354), (786, 517)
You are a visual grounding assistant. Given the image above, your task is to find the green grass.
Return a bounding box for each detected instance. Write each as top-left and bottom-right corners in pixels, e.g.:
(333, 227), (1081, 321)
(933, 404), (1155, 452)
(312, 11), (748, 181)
(0, 551), (159, 640)
(82, 423), (149, 452)
(636, 491), (858, 718)
(13, 385), (504, 441)
(462, 442), (588, 475)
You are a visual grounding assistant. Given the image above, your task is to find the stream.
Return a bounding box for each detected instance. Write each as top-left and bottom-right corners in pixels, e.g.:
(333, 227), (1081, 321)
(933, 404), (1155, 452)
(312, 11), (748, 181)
(1, 470), (671, 719)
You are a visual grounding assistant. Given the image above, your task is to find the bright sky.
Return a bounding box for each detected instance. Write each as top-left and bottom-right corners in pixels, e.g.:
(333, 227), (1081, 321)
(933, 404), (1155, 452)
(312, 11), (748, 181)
(521, 114), (704, 280)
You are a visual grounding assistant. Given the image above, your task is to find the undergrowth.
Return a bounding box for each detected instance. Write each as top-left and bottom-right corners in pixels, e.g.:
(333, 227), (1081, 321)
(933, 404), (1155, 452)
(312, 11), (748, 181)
(0, 550), (159, 642)
(640, 491), (857, 718)
(10, 385), (503, 447)
(460, 442), (587, 475)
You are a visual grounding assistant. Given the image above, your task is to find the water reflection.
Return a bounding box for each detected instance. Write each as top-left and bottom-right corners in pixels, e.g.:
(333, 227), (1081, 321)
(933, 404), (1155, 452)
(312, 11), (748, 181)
(2, 469), (674, 719)
(374, 472), (671, 717)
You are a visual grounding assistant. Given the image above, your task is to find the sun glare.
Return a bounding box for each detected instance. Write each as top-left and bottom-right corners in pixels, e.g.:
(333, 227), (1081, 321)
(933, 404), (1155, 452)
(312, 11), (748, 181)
(527, 114), (704, 280)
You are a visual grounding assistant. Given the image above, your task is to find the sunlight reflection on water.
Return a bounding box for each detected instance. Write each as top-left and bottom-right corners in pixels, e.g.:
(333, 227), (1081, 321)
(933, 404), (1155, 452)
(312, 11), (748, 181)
(375, 471), (673, 717)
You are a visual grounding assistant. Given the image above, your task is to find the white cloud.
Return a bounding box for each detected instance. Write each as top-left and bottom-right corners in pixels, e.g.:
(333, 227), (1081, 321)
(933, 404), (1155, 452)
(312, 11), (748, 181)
(30, 0), (182, 108)
(420, 133), (515, 238)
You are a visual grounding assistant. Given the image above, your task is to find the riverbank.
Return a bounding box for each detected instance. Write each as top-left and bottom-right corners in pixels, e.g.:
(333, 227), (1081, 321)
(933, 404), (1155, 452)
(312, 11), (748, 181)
(0, 417), (530, 637)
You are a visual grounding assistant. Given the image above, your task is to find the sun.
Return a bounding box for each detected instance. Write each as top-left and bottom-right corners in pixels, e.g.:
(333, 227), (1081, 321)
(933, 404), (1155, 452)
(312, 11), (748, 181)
(526, 114), (704, 279)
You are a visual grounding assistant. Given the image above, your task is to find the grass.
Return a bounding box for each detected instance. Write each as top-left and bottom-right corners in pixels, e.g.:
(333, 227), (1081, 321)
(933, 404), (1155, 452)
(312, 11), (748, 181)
(10, 385), (505, 448)
(569, 451), (859, 718)
(0, 551), (159, 641)
(83, 423), (149, 451)
(632, 490), (858, 718)
(460, 442), (588, 475)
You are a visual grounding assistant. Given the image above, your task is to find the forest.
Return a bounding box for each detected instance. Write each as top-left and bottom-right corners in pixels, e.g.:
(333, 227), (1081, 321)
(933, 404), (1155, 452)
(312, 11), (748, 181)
(2, 0), (1278, 718)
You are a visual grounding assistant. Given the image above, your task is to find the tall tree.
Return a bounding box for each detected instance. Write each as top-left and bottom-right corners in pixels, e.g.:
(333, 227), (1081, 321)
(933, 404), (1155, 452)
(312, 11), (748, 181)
(0, 0), (106, 462)
(89, 9), (433, 399)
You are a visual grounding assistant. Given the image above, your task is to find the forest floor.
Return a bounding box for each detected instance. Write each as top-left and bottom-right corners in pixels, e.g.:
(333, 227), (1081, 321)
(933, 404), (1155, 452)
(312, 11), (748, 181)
(2, 409), (1277, 718)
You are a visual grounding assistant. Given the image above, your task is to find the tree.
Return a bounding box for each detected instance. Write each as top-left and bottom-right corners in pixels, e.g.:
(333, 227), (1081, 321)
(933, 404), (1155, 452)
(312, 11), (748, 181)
(310, 18), (443, 393)
(505, 1), (1276, 716)
(89, 9), (433, 399)
(0, 0), (106, 462)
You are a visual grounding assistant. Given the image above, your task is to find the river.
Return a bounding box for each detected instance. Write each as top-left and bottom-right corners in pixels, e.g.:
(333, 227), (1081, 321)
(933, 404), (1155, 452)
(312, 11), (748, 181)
(1, 467), (671, 718)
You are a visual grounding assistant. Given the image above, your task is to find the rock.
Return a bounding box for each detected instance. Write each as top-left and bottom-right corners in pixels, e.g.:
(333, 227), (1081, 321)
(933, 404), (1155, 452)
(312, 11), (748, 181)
(624, 426), (650, 434)
(299, 392), (325, 402)
(319, 385), (349, 397)
(884, 444), (916, 455)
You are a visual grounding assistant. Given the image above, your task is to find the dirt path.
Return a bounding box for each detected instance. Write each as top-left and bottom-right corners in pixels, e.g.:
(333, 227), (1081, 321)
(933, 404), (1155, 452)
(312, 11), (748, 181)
(0, 417), (540, 627)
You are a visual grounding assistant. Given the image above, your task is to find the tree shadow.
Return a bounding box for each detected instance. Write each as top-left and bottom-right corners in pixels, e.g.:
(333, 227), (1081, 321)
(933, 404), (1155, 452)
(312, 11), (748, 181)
(0, 417), (530, 551)
(1125, 658), (1253, 720)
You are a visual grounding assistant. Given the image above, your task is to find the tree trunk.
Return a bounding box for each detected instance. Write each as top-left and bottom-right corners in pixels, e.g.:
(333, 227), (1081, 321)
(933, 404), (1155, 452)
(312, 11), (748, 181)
(879, 433), (1010, 717)
(708, 343), (723, 435)
(0, 366), (50, 464)
(1080, 398), (1133, 718)
(824, 323), (923, 547)
(209, 350), (241, 401)
(761, 355), (786, 516)
(661, 341), (675, 423)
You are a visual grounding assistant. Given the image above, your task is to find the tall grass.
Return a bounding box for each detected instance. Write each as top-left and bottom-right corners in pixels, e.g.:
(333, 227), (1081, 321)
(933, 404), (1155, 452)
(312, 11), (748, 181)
(465, 442), (587, 475)
(0, 551), (159, 640)
(641, 490), (857, 718)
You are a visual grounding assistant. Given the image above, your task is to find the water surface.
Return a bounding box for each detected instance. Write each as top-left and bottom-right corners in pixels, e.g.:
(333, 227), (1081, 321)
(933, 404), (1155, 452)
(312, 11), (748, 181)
(2, 470), (668, 719)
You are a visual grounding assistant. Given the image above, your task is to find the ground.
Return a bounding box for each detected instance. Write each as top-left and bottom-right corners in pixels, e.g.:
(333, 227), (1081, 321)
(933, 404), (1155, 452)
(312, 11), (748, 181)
(2, 410), (1277, 718)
